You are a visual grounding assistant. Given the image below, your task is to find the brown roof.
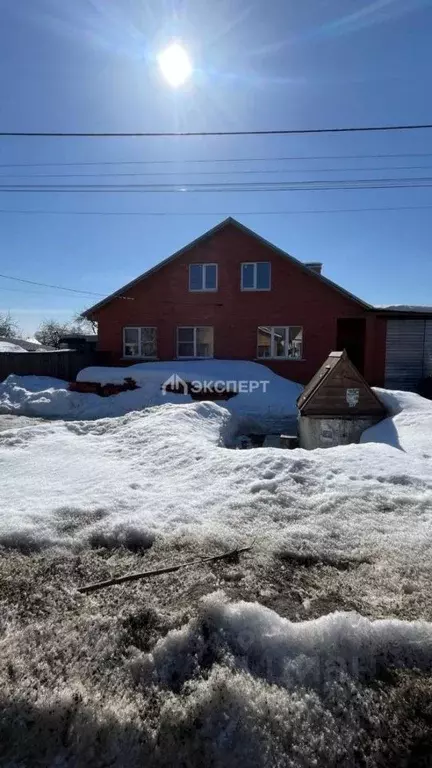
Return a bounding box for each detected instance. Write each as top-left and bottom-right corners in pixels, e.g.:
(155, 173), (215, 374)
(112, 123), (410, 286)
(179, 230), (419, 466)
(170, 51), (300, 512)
(82, 217), (372, 318)
(297, 351), (343, 410)
(297, 349), (386, 416)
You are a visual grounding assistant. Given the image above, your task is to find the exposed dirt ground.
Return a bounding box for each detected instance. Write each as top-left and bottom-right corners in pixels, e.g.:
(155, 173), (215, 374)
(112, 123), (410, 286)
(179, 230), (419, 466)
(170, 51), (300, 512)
(1, 539), (432, 767)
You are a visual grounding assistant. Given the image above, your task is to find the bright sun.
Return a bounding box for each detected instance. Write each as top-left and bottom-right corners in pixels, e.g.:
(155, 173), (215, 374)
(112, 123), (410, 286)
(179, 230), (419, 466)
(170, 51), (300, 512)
(158, 43), (192, 88)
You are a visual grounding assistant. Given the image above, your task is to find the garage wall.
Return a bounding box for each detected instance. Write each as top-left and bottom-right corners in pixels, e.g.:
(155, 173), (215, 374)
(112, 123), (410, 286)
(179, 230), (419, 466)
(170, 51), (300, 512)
(385, 318), (432, 390)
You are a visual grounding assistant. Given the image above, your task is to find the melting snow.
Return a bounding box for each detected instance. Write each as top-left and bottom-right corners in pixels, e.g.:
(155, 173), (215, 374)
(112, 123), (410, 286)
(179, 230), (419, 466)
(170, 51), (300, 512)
(0, 375), (431, 564)
(1, 369), (432, 765)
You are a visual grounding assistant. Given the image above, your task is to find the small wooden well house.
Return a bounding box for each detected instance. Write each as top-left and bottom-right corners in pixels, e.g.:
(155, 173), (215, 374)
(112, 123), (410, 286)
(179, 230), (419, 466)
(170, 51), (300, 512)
(297, 350), (387, 449)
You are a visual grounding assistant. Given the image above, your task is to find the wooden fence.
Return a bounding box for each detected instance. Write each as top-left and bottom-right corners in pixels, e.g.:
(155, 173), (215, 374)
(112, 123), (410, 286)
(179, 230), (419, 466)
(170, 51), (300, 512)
(0, 350), (104, 383)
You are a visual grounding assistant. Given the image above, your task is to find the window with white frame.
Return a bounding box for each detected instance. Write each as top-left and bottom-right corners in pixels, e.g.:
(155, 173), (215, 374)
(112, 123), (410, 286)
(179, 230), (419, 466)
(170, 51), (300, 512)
(241, 262), (271, 290)
(123, 327), (157, 358)
(257, 326), (303, 359)
(177, 326), (214, 358)
(189, 263), (218, 291)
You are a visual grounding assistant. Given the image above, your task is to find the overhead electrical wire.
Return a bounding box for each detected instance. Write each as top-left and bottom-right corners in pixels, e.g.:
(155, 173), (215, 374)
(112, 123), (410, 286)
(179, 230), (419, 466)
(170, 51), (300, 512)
(2, 164), (432, 179)
(1, 177), (432, 193)
(0, 273), (107, 297)
(1, 122), (432, 138)
(1, 152), (432, 169)
(0, 204), (431, 217)
(0, 284), (81, 296)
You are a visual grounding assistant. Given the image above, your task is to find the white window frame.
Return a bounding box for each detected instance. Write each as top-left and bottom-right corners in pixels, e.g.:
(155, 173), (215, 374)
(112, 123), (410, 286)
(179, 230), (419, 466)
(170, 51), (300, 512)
(177, 326), (214, 359)
(256, 326), (303, 360)
(123, 326), (157, 359)
(189, 263), (218, 292)
(241, 262), (271, 291)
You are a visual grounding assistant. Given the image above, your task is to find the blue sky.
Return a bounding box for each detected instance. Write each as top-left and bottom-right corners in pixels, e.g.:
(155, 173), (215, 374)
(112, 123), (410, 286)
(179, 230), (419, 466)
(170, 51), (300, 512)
(0, 0), (431, 335)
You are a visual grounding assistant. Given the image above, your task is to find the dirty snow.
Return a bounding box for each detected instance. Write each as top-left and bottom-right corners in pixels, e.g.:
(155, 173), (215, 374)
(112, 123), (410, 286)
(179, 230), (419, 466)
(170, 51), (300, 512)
(140, 590), (432, 693)
(2, 375), (432, 765)
(2, 564), (432, 767)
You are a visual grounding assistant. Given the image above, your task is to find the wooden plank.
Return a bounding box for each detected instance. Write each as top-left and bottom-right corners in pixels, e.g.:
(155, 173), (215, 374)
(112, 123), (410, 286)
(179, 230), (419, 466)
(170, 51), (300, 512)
(300, 351), (386, 417)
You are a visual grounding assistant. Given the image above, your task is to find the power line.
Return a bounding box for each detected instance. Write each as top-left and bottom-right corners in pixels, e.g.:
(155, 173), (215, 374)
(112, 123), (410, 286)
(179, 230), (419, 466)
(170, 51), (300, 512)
(0, 284), (74, 296)
(1, 123), (432, 138)
(0, 273), (106, 297)
(1, 152), (432, 169)
(0, 205), (430, 217)
(1, 177), (432, 192)
(2, 164), (432, 179)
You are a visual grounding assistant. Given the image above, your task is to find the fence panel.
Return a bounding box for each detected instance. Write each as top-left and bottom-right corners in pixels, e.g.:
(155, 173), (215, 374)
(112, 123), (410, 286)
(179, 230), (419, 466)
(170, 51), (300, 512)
(0, 350), (102, 383)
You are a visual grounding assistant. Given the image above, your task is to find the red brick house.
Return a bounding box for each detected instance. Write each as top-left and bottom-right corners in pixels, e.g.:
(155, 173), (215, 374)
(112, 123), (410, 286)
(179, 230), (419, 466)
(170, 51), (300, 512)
(83, 217), (426, 387)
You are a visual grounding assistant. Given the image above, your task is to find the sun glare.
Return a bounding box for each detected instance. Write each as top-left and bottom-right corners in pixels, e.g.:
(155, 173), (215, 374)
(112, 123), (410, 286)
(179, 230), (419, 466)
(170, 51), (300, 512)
(158, 43), (192, 87)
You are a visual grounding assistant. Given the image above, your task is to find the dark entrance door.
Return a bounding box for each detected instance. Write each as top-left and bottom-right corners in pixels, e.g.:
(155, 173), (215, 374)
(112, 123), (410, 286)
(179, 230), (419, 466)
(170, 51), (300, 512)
(336, 318), (366, 373)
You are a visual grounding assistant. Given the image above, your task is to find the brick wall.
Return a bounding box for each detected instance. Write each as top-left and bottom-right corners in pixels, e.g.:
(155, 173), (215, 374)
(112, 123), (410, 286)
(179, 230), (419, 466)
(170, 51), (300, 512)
(92, 224), (385, 385)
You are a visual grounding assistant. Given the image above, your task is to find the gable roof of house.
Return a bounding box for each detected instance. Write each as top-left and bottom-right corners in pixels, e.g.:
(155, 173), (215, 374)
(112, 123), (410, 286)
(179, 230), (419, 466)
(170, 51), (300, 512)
(297, 349), (386, 414)
(82, 217), (372, 317)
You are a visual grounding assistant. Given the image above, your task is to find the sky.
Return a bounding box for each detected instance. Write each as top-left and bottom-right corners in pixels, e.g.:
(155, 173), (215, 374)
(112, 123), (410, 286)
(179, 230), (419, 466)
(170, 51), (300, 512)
(0, 0), (431, 335)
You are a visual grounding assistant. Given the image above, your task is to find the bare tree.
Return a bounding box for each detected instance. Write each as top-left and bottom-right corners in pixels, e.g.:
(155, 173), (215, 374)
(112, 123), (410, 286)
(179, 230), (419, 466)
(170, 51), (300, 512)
(35, 319), (72, 349)
(0, 312), (20, 338)
(72, 312), (98, 335)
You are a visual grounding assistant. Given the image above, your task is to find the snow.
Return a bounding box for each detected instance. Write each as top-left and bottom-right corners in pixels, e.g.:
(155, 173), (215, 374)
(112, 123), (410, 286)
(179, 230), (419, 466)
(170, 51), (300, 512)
(0, 337), (52, 352)
(0, 341), (27, 353)
(0, 361), (303, 431)
(361, 387), (432, 454)
(2, 373), (432, 764)
(0, 377), (432, 564)
(377, 304), (432, 312)
(125, 591), (432, 765)
(140, 591), (432, 692)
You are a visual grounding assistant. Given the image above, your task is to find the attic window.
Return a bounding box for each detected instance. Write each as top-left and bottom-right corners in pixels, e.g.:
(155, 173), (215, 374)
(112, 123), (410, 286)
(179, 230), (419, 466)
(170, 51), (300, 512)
(241, 262), (271, 291)
(189, 264), (218, 291)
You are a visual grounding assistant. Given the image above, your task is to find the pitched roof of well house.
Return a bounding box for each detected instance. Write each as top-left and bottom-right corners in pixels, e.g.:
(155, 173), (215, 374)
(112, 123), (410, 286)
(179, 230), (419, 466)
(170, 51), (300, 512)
(297, 349), (386, 416)
(83, 217), (372, 318)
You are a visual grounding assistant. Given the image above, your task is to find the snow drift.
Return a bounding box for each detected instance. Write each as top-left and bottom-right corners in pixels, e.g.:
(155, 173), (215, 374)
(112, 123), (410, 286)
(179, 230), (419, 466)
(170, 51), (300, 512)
(0, 361), (303, 432)
(0, 381), (431, 563)
(1, 378), (432, 765)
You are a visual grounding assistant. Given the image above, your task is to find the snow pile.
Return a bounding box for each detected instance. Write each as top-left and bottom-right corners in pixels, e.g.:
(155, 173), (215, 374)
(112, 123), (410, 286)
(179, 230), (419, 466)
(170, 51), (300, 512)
(0, 361), (302, 431)
(0, 401), (236, 551)
(362, 388), (432, 455)
(0, 375), (121, 420)
(129, 592), (432, 766)
(0, 341), (27, 353)
(77, 359), (303, 432)
(140, 592), (432, 690)
(0, 387), (432, 560)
